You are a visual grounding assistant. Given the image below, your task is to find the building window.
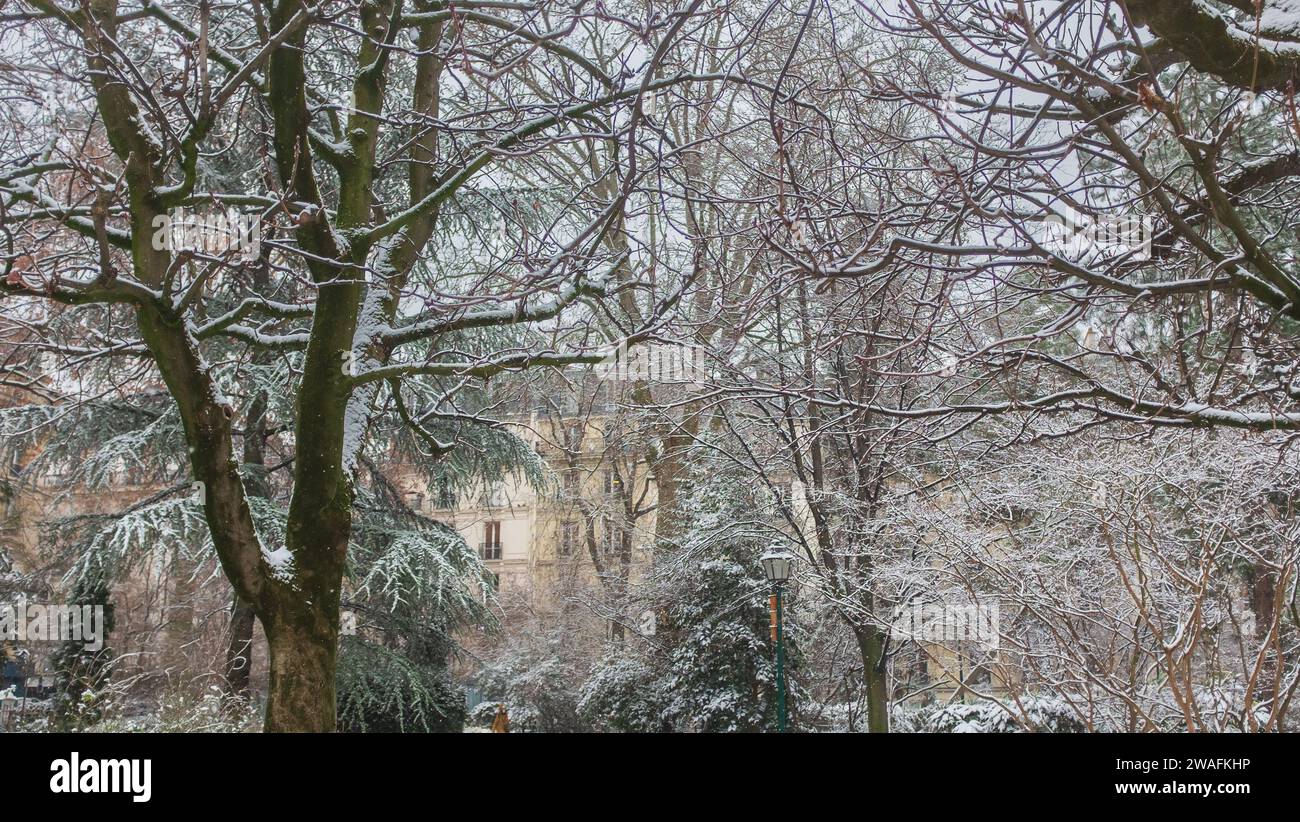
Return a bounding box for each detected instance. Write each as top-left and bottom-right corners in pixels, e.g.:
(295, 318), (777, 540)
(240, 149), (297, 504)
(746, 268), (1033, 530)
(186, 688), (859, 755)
(560, 521), (579, 556)
(481, 521), (502, 560)
(603, 470), (623, 496)
(600, 516), (620, 553)
(405, 491), (424, 511)
(562, 469), (580, 497)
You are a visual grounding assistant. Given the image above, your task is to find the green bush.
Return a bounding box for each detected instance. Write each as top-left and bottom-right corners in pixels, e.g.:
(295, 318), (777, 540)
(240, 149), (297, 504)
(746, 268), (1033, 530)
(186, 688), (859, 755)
(336, 637), (465, 733)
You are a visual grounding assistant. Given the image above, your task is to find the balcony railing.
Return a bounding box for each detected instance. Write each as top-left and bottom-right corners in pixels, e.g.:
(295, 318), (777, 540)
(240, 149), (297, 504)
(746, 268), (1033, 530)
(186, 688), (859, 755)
(479, 542), (502, 561)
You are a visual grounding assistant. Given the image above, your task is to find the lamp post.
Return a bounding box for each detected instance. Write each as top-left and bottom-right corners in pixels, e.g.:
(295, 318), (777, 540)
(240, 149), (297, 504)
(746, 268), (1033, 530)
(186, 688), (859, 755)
(761, 551), (793, 733)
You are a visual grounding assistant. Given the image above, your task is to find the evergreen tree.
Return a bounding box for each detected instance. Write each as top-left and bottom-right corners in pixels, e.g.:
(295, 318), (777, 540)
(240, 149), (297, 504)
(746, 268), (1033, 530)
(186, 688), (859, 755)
(581, 450), (804, 732)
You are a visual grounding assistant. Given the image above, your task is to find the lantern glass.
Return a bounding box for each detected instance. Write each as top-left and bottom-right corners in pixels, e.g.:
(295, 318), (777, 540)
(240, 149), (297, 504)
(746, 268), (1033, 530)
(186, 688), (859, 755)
(761, 551), (793, 583)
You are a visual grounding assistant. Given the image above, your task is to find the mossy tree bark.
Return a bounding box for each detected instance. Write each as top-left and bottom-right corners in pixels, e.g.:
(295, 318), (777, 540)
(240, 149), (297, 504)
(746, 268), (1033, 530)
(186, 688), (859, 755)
(263, 589), (342, 732)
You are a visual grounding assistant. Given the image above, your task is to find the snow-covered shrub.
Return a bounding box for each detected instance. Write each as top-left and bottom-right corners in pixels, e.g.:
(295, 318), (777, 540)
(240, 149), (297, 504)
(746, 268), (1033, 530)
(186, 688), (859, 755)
(471, 645), (590, 733)
(467, 700), (503, 729)
(898, 696), (1086, 733)
(802, 701), (866, 733)
(149, 687), (259, 733)
(1186, 684), (1275, 733)
(578, 654), (663, 733)
(29, 686), (259, 733)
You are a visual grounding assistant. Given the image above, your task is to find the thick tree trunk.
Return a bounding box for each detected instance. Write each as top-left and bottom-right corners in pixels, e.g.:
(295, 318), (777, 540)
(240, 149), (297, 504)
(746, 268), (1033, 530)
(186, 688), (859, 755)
(259, 504), (349, 732)
(854, 626), (890, 733)
(264, 460), (350, 731)
(264, 603), (339, 733)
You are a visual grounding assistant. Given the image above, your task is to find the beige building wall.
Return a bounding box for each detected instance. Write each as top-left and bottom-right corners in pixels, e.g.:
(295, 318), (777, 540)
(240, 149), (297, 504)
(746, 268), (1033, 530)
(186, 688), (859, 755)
(391, 414), (660, 618)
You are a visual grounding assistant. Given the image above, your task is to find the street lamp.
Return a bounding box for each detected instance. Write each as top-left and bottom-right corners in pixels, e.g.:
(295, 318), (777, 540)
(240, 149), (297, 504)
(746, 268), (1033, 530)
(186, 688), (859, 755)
(761, 551), (793, 732)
